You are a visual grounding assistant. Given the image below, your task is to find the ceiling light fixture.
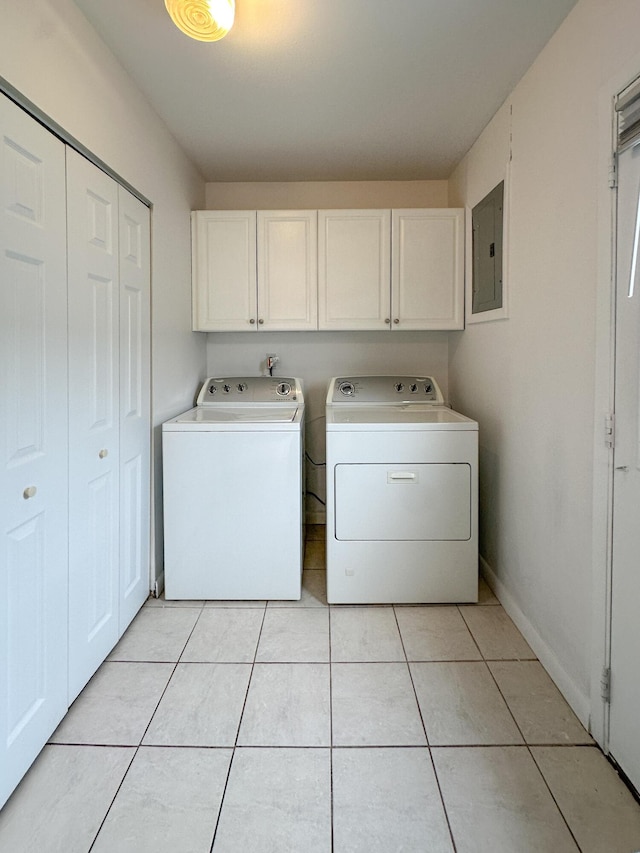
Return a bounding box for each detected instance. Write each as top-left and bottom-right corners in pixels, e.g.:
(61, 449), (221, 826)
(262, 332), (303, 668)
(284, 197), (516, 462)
(165, 0), (235, 42)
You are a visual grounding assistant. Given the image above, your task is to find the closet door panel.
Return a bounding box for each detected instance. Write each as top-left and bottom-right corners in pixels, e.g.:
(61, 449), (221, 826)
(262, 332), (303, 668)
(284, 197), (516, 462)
(0, 94), (68, 810)
(67, 149), (120, 703)
(118, 186), (151, 633)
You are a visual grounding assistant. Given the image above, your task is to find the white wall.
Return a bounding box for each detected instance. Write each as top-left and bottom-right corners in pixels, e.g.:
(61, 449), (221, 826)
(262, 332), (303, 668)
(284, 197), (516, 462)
(206, 180), (448, 209)
(204, 180), (451, 520)
(448, 0), (640, 725)
(1, 0), (207, 580)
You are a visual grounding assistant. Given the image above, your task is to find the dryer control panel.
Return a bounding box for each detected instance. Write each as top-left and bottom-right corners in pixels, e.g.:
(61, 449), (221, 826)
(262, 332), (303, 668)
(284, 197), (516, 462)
(328, 376), (444, 405)
(197, 376), (301, 405)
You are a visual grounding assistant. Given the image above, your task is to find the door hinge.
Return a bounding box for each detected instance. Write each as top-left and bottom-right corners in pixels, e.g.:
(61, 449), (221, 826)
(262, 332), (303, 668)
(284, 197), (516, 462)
(609, 152), (618, 189)
(601, 666), (611, 703)
(605, 413), (615, 448)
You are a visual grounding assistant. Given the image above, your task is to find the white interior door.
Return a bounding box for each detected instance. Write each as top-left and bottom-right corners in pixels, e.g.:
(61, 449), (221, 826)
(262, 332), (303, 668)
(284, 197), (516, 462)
(0, 94), (69, 807)
(609, 138), (640, 792)
(67, 149), (120, 702)
(118, 185), (151, 632)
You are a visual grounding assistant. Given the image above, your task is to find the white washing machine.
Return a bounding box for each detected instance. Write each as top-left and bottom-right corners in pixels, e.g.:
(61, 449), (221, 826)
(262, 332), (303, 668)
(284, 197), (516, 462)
(326, 375), (478, 604)
(162, 376), (304, 600)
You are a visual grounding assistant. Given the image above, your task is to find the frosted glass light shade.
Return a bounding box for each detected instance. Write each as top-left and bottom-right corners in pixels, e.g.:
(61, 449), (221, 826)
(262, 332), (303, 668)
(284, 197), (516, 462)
(165, 0), (235, 42)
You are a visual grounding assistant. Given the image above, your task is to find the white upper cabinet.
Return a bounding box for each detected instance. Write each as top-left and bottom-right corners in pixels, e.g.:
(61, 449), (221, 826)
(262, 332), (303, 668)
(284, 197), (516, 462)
(392, 209), (464, 330)
(193, 207), (464, 332)
(257, 210), (317, 330)
(192, 210), (317, 331)
(192, 211), (257, 331)
(318, 210), (391, 330)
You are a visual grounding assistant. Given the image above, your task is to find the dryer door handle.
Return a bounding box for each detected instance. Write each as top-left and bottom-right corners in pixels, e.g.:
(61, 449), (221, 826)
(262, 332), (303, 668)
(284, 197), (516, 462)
(387, 471), (418, 483)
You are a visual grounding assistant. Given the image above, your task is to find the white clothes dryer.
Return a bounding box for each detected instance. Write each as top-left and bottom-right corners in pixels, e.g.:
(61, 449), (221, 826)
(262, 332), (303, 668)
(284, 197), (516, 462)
(162, 376), (304, 600)
(325, 375), (478, 604)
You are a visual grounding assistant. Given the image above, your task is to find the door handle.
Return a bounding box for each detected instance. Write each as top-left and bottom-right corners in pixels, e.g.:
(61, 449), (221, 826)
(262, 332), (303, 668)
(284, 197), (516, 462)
(387, 471), (417, 483)
(615, 465), (629, 471)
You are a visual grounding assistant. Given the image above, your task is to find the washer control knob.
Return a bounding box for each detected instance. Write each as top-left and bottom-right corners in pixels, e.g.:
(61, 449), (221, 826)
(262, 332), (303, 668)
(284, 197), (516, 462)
(410, 383), (418, 393)
(223, 384), (231, 393)
(237, 383), (247, 392)
(395, 383), (405, 393)
(276, 382), (292, 397)
(338, 381), (355, 396)
(208, 384), (217, 395)
(425, 383), (433, 394)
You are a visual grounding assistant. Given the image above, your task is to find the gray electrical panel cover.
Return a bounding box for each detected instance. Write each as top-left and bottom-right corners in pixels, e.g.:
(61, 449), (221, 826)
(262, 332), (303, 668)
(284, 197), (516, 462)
(472, 181), (504, 314)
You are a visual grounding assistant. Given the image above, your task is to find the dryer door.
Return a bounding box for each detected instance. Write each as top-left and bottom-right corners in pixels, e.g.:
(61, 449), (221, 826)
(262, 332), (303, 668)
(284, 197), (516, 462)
(334, 462), (471, 541)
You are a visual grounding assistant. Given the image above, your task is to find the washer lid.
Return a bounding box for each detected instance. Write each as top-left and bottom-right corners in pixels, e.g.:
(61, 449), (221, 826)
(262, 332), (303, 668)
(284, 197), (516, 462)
(170, 406), (299, 424)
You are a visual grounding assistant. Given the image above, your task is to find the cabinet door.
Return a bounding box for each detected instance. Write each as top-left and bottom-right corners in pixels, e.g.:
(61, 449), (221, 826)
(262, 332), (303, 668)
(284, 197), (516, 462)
(192, 210), (257, 331)
(0, 95), (69, 809)
(257, 210), (317, 330)
(318, 210), (391, 330)
(392, 209), (464, 330)
(118, 186), (151, 634)
(67, 149), (121, 703)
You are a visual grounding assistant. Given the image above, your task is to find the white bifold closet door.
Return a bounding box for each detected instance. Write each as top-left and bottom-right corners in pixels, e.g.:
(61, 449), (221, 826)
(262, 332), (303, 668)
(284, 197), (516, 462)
(117, 183), (151, 634)
(0, 95), (69, 808)
(67, 149), (150, 703)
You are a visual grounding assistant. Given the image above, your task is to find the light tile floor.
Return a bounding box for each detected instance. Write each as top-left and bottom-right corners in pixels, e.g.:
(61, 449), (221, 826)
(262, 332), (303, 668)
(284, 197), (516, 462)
(2, 526), (640, 852)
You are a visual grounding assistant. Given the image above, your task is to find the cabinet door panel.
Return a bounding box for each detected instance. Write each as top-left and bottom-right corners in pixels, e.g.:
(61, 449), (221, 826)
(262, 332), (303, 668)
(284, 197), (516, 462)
(192, 210), (257, 331)
(392, 209), (464, 330)
(257, 211), (317, 330)
(0, 94), (68, 810)
(118, 187), (151, 633)
(67, 149), (120, 703)
(319, 210), (391, 330)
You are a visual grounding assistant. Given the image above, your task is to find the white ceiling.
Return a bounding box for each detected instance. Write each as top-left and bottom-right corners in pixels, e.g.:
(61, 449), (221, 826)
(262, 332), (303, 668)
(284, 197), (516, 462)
(74, 0), (577, 182)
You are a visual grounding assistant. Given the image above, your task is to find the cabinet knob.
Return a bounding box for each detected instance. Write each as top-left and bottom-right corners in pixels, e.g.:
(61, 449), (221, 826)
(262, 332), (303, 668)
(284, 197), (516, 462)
(258, 318), (264, 325)
(249, 318), (256, 324)
(23, 485), (37, 500)
(394, 318), (400, 324)
(385, 318), (391, 324)
(99, 449), (108, 459)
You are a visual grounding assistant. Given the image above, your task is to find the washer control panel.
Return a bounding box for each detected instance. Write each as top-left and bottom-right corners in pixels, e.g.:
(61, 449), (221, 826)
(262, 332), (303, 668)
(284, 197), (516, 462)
(197, 377), (300, 405)
(329, 376), (444, 405)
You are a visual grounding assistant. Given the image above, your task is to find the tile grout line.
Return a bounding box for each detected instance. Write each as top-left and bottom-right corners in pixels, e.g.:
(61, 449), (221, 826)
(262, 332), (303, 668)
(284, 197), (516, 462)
(328, 601), (335, 853)
(208, 600), (269, 851)
(83, 605), (210, 851)
(456, 603), (488, 660)
(392, 605), (459, 853)
(86, 745), (140, 853)
(527, 744), (584, 852)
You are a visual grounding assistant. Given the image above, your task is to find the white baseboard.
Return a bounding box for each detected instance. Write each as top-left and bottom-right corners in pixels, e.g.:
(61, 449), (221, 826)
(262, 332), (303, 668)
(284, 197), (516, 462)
(153, 571), (165, 598)
(480, 556), (590, 729)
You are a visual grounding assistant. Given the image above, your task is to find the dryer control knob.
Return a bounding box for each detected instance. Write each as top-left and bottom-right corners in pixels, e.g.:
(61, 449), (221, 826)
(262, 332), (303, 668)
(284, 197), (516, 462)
(338, 381), (355, 396)
(276, 382), (292, 397)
